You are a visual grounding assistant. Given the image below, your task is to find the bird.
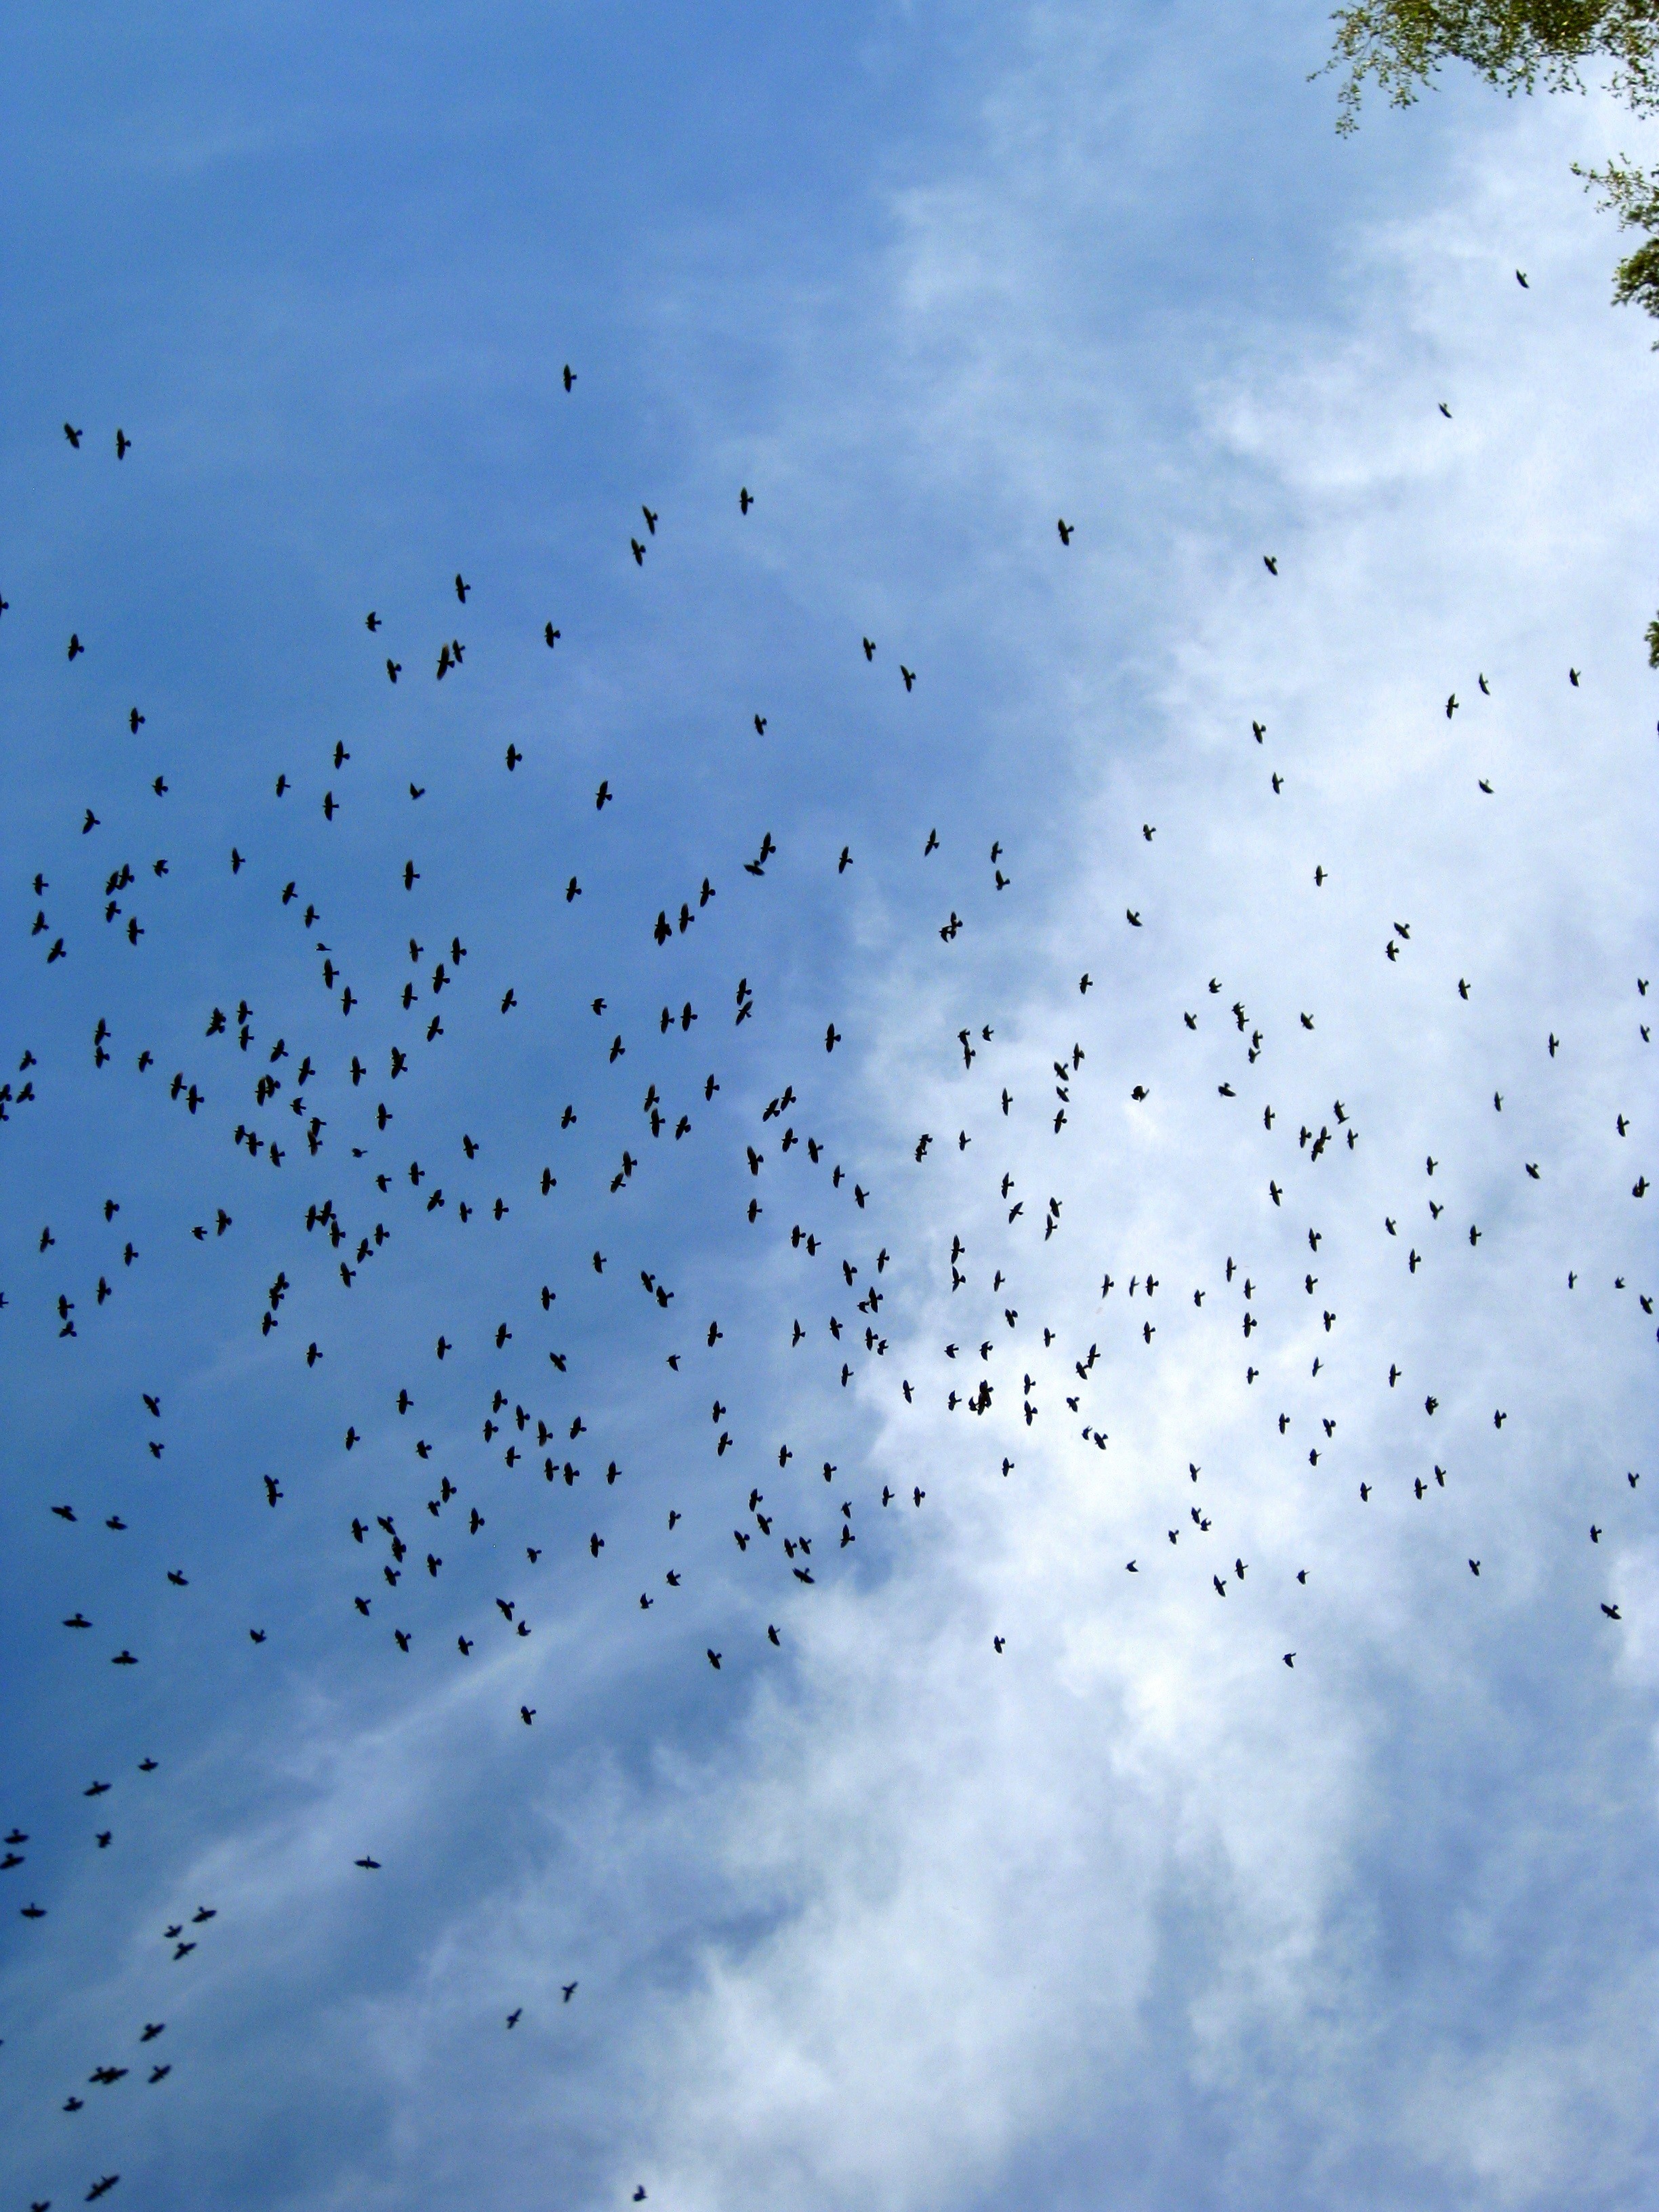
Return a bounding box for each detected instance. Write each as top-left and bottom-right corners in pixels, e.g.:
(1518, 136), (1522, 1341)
(1517, 269), (1528, 286)
(506, 2009), (521, 2027)
(740, 487), (753, 512)
(1057, 518), (1072, 544)
(64, 422), (83, 446)
(1439, 403), (1452, 419)
(563, 364), (576, 389)
(1263, 554), (1277, 574)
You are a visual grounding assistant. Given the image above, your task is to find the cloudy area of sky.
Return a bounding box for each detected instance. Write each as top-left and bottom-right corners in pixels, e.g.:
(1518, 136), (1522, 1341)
(1, 3), (1655, 2209)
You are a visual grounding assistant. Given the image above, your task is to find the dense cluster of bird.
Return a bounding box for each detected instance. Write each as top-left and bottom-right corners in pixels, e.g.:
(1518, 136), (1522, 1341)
(2, 329), (1652, 2207)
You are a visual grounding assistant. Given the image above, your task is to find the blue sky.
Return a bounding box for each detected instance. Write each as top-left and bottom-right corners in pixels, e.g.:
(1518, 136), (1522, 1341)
(2, 5), (1656, 2209)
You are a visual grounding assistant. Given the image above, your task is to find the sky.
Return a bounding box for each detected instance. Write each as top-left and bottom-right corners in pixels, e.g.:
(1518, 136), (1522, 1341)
(1, 3), (1656, 2209)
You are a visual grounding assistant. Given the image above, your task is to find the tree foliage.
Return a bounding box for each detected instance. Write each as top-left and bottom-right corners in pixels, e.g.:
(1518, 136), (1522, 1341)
(1324, 2), (1659, 131)
(1575, 151), (1659, 324)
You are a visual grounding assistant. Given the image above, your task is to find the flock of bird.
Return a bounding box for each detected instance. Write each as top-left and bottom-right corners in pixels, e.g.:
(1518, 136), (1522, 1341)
(2, 340), (1652, 2209)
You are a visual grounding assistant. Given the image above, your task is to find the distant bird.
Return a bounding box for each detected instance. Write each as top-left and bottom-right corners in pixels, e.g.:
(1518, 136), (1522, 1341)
(642, 505), (658, 535)
(1446, 693), (1458, 717)
(740, 487), (753, 512)
(1439, 403), (1451, 419)
(1478, 779), (1492, 794)
(64, 422), (83, 447)
(562, 1981), (578, 2001)
(365, 611), (380, 631)
(901, 665), (915, 691)
(506, 2009), (521, 2028)
(563, 365), (576, 389)
(545, 622), (560, 647)
(455, 573), (469, 602)
(1263, 555), (1277, 575)
(355, 1856), (380, 1870)
(1516, 270), (1528, 287)
(1057, 518), (1072, 544)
